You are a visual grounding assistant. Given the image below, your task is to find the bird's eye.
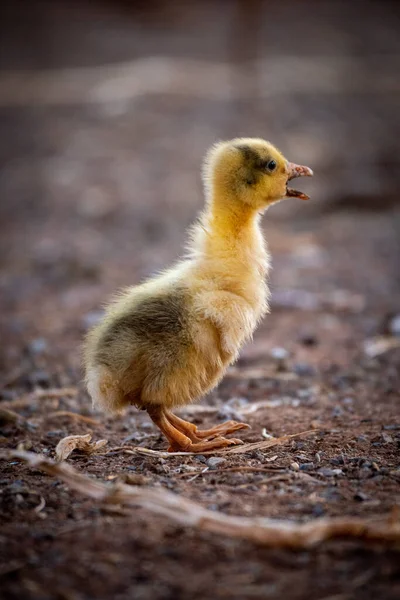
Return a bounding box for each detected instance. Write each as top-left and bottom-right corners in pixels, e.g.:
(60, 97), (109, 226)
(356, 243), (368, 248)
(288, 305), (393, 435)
(266, 159), (277, 172)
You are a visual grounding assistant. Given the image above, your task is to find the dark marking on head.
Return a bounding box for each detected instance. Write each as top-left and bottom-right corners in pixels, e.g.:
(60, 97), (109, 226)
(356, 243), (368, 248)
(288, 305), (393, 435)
(236, 144), (261, 167)
(235, 144), (275, 186)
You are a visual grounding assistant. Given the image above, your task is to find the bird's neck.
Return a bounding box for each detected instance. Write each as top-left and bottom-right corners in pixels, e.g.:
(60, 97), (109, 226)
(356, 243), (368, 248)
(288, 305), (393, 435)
(190, 193), (270, 279)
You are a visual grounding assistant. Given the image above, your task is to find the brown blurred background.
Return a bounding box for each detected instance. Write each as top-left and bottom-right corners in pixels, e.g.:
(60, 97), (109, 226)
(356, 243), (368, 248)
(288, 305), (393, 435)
(1, 4), (400, 599)
(0, 0), (399, 375)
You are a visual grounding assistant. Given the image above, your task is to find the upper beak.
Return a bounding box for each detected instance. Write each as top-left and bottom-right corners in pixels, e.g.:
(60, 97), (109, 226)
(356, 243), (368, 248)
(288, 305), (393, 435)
(286, 162), (313, 200)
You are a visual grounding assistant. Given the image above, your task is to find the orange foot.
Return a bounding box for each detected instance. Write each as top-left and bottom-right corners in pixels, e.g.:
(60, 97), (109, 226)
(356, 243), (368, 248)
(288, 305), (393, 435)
(167, 436), (244, 453)
(167, 411), (250, 441)
(147, 406), (247, 453)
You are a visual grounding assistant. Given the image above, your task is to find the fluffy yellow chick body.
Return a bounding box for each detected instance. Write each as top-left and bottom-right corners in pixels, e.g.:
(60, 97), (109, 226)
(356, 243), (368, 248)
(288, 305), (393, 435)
(85, 138), (312, 452)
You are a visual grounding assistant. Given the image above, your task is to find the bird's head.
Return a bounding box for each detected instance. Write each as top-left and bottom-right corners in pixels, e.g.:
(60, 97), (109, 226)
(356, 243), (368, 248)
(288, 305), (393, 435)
(203, 137), (313, 211)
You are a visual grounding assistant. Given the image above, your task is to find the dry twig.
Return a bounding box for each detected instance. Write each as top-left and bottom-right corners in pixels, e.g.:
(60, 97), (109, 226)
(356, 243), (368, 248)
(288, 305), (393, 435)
(177, 466), (286, 478)
(35, 387), (78, 399)
(125, 430), (316, 457)
(2, 450), (400, 549)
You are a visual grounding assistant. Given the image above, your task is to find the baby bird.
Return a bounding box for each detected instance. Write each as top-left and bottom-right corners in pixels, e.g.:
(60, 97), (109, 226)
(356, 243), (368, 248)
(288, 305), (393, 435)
(84, 138), (313, 452)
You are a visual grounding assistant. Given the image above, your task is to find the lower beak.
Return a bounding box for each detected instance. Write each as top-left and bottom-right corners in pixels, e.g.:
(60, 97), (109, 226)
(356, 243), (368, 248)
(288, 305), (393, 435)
(286, 162), (314, 200)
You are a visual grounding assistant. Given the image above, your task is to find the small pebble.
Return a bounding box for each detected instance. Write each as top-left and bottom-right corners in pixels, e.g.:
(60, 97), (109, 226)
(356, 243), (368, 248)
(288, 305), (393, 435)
(122, 432), (145, 444)
(318, 468), (343, 477)
(330, 456), (344, 466)
(206, 457), (227, 470)
(332, 406), (344, 418)
(270, 347), (289, 361)
(195, 455), (207, 464)
(290, 462), (300, 471)
(226, 396), (249, 408)
(120, 473), (150, 486)
(28, 338), (48, 354)
(389, 314), (400, 336)
(46, 430), (65, 438)
(354, 491), (368, 502)
(342, 397), (354, 406)
(299, 462), (314, 471)
(312, 504), (325, 517)
(294, 442), (306, 451)
(29, 370), (50, 387)
(297, 388), (313, 399)
(217, 406), (244, 421)
(315, 452), (321, 463)
(293, 363), (316, 377)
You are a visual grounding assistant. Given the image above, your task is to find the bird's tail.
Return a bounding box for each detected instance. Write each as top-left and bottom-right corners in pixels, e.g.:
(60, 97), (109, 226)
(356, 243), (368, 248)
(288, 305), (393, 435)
(86, 364), (128, 415)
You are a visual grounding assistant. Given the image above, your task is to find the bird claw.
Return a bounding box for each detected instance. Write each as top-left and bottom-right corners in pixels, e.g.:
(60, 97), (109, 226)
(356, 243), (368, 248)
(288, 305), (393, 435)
(225, 437), (244, 445)
(194, 420), (250, 440)
(167, 434), (244, 453)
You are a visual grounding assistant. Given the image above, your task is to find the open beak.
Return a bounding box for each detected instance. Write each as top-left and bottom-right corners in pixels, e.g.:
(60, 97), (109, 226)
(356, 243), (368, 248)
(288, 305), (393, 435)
(286, 162), (313, 200)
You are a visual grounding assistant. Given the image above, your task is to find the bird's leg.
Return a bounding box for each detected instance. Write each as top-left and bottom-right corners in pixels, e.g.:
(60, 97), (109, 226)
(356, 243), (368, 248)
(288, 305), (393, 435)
(147, 406), (244, 453)
(166, 411), (250, 441)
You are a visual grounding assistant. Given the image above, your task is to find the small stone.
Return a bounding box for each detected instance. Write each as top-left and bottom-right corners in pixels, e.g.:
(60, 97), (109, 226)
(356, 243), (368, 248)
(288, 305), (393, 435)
(29, 370), (50, 387)
(389, 314), (400, 336)
(381, 432), (394, 443)
(342, 397), (354, 406)
(312, 504), (325, 517)
(354, 491), (368, 502)
(383, 424), (400, 431)
(226, 397), (249, 408)
(364, 335), (400, 358)
(290, 462), (300, 471)
(122, 432), (145, 444)
(297, 388), (313, 399)
(332, 406), (344, 418)
(371, 462), (380, 472)
(294, 442), (306, 451)
(46, 430), (65, 438)
(270, 347), (289, 361)
(28, 338), (48, 354)
(318, 468), (343, 477)
(330, 456), (344, 466)
(120, 473), (150, 486)
(315, 452), (321, 463)
(299, 462), (314, 471)
(206, 457), (227, 470)
(195, 455), (207, 464)
(217, 406), (244, 421)
(293, 363), (316, 377)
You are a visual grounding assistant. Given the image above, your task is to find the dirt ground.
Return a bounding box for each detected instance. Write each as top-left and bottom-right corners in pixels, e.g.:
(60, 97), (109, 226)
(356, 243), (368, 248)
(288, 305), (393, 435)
(1, 1), (400, 599)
